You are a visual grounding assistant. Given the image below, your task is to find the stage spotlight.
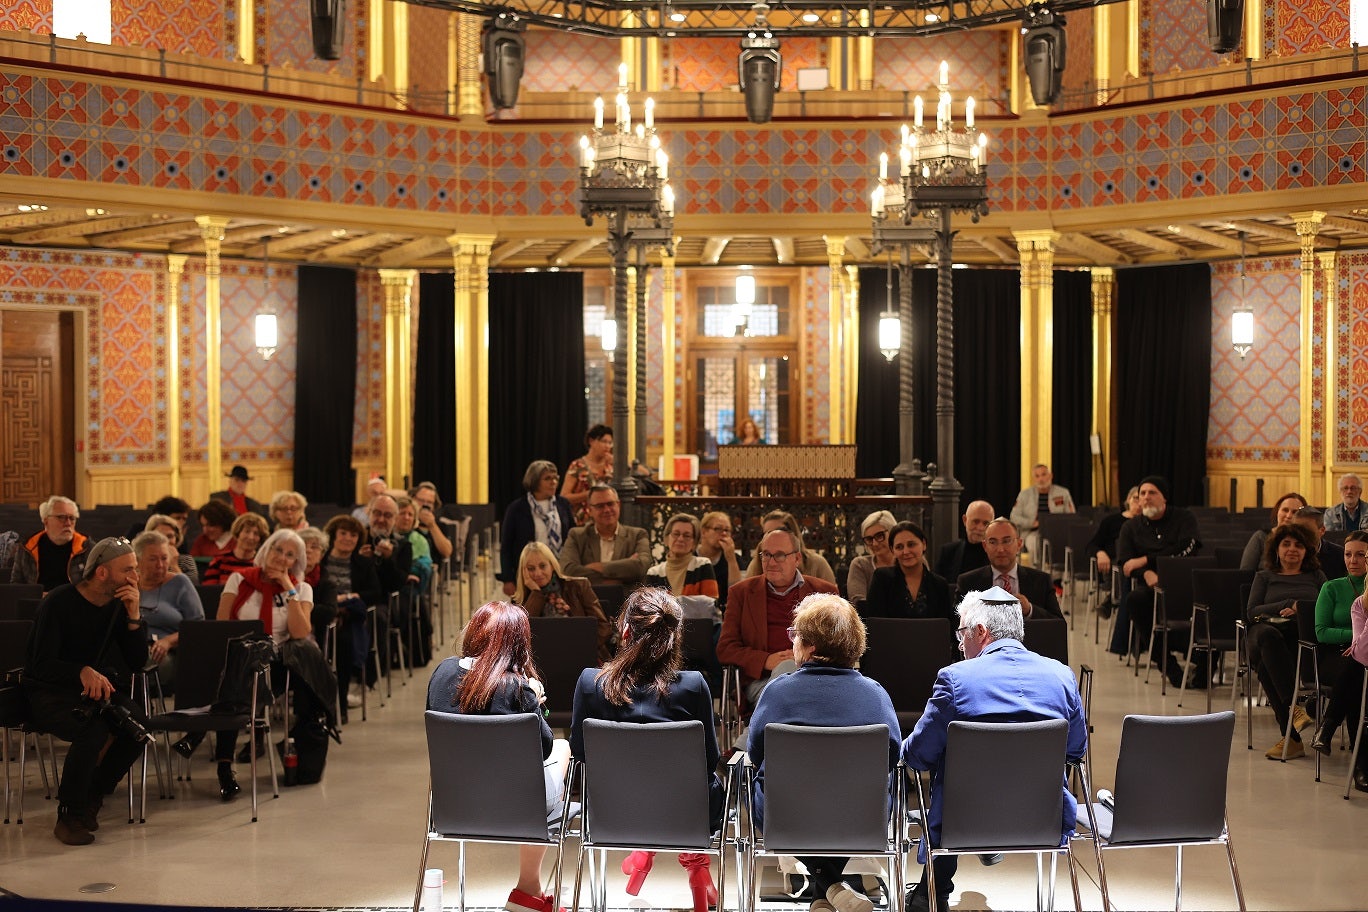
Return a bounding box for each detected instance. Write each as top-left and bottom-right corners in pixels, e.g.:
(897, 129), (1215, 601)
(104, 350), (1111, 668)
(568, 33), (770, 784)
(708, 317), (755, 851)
(738, 30), (781, 124)
(310, 0), (345, 60)
(1207, 0), (1244, 53)
(1022, 5), (1066, 107)
(482, 11), (527, 110)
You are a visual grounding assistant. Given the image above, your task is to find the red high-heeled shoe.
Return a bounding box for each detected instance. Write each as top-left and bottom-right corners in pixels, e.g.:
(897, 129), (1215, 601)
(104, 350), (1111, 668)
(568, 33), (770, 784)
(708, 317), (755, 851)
(678, 853), (717, 912)
(621, 851), (655, 895)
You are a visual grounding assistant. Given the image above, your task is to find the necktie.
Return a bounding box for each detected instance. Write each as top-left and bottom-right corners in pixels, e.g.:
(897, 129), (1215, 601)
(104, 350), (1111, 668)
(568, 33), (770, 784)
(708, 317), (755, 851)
(997, 573), (1013, 594)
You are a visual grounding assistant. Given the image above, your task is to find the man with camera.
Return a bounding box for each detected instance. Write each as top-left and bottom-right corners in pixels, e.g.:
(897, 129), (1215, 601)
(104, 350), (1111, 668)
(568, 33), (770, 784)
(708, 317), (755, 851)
(24, 536), (150, 846)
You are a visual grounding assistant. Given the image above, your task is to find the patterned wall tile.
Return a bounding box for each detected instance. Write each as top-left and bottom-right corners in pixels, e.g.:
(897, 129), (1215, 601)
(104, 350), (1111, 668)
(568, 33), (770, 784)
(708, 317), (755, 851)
(1274, 0), (1351, 56)
(0, 1), (51, 32)
(113, 0), (226, 59)
(1062, 8), (1095, 98)
(523, 29), (620, 94)
(803, 266), (830, 443)
(646, 269), (664, 449)
(1140, 0), (1227, 75)
(262, 0), (362, 80)
(407, 4), (450, 112)
(1207, 256), (1301, 461)
(874, 31), (1008, 106)
(665, 37), (739, 92)
(1337, 252), (1368, 462)
(353, 268), (385, 460)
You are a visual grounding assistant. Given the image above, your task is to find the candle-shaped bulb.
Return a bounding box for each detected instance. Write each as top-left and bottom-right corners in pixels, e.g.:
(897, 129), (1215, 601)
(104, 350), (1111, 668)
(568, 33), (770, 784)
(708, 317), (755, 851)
(899, 143), (912, 175)
(879, 152), (889, 181)
(618, 62), (628, 89)
(657, 150), (669, 181)
(635, 123), (644, 140)
(965, 96), (975, 130)
(644, 97), (655, 130)
(871, 185), (884, 216)
(594, 96), (604, 130)
(615, 92), (627, 129)
(662, 183), (674, 214)
(913, 95), (924, 128)
(579, 134), (589, 168)
(939, 59), (949, 87)
(900, 122), (910, 143)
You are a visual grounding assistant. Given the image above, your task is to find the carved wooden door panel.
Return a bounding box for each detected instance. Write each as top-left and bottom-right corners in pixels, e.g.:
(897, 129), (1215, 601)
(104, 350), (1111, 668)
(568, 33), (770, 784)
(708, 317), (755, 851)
(0, 310), (75, 504)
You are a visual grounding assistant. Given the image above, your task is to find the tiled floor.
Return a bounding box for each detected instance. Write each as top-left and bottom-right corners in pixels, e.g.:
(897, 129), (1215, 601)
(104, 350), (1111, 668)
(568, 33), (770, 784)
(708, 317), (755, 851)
(2, 582), (1366, 910)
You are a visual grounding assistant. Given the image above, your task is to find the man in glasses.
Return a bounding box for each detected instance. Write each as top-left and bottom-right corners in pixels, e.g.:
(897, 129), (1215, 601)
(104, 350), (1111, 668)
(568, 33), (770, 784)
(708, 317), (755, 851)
(558, 485), (650, 587)
(901, 588), (1087, 912)
(956, 518), (1062, 619)
(933, 499), (994, 583)
(12, 495), (88, 592)
(24, 536), (149, 845)
(718, 527), (838, 704)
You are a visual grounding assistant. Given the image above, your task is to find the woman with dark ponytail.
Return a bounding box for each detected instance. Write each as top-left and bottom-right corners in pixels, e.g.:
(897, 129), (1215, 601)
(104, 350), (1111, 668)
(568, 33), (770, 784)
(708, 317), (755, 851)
(569, 588), (722, 912)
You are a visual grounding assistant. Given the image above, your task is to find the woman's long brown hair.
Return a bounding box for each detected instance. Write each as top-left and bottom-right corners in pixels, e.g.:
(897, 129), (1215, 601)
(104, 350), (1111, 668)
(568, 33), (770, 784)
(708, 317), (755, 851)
(595, 588), (683, 706)
(454, 601), (540, 712)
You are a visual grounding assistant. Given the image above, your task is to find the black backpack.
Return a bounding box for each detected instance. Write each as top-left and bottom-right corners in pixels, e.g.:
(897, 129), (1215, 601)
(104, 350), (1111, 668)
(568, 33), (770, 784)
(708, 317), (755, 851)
(289, 710), (331, 785)
(213, 634), (276, 714)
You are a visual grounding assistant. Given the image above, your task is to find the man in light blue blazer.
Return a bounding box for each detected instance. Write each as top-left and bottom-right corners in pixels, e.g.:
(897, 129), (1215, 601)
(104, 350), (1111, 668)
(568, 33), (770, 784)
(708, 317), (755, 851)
(900, 587), (1087, 912)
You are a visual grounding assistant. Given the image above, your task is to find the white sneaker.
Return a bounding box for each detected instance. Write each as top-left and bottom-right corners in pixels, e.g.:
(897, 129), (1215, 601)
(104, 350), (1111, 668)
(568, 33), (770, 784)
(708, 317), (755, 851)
(826, 883), (874, 912)
(347, 685), (363, 708)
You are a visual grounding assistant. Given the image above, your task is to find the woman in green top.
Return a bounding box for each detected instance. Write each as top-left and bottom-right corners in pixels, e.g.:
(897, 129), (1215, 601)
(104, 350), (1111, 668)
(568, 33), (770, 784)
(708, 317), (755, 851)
(1315, 531), (1368, 645)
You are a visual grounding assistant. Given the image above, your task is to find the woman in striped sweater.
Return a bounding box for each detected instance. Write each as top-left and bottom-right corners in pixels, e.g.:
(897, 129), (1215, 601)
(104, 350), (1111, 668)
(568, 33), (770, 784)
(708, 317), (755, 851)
(646, 513), (720, 605)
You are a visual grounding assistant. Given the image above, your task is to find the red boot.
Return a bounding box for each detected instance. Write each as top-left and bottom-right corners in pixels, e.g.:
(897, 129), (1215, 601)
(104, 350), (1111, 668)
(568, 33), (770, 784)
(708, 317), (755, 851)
(621, 851), (656, 895)
(678, 853), (717, 912)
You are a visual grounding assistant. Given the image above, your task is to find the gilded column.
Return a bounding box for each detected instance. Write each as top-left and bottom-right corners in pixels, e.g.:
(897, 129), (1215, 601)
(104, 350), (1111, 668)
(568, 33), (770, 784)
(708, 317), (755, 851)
(450, 234), (496, 503)
(1319, 249), (1339, 504)
(824, 237), (847, 443)
(1090, 267), (1115, 505)
(196, 216), (229, 489)
(844, 264), (861, 443)
(855, 11), (874, 90)
(379, 269), (417, 489)
(456, 13), (483, 116)
(1015, 229), (1058, 486)
(625, 262), (639, 462)
(166, 254), (187, 493)
(660, 248), (678, 468)
(1292, 211), (1324, 496)
(235, 0), (255, 65)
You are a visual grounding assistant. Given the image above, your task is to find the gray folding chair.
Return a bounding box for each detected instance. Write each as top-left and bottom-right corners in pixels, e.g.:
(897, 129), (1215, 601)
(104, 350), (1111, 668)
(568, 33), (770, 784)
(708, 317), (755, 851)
(860, 618), (956, 737)
(743, 723), (907, 912)
(1343, 670), (1368, 800)
(1179, 569), (1255, 712)
(909, 719), (1080, 912)
(528, 616), (600, 729)
(415, 711), (572, 912)
(572, 719), (737, 912)
(1081, 711), (1245, 912)
(1145, 556), (1218, 691)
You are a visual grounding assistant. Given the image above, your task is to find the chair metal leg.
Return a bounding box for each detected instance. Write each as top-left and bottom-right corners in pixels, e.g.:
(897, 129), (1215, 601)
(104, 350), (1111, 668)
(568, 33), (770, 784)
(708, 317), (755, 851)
(459, 839), (468, 912)
(412, 831), (432, 912)
(1345, 673), (1368, 799)
(1224, 831), (1247, 911)
(1173, 844), (1183, 912)
(1282, 645), (1307, 762)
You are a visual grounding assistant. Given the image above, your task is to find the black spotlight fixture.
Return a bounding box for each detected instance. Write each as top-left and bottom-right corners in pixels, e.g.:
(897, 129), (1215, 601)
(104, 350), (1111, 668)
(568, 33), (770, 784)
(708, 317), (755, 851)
(1207, 0), (1244, 53)
(482, 11), (527, 110)
(738, 29), (781, 124)
(310, 0), (345, 61)
(1022, 4), (1066, 107)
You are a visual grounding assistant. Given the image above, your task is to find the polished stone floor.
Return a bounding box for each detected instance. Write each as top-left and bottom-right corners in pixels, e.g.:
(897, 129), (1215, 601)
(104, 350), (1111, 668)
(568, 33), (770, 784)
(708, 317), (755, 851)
(2, 581), (1365, 910)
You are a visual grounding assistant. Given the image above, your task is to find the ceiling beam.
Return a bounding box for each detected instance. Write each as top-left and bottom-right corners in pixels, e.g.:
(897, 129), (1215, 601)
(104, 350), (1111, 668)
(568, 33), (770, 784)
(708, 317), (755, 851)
(1221, 220), (1299, 244)
(0, 207), (91, 230)
(700, 236), (730, 265)
(975, 235), (1018, 263)
(1160, 223), (1244, 253)
(170, 223), (282, 252)
(366, 236), (450, 267)
(90, 219), (199, 245)
(1319, 215), (1368, 235)
(1055, 233), (1132, 265)
(772, 237), (795, 265)
(10, 215), (173, 244)
(843, 237), (870, 261)
(307, 233), (399, 261)
(489, 238), (541, 266)
(243, 228), (345, 258)
(1113, 228), (1192, 258)
(551, 237), (602, 266)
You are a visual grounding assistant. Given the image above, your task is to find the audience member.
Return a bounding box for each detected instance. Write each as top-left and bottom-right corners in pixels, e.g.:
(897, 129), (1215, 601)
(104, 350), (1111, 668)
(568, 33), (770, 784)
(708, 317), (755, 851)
(1109, 476), (1202, 687)
(746, 593), (900, 912)
(136, 496), (191, 542)
(297, 526), (337, 643)
(396, 496), (434, 589)
(320, 514), (385, 715)
(847, 510), (897, 603)
(900, 588), (1087, 912)
(363, 494), (412, 675)
(513, 541), (613, 661)
(352, 474), (391, 523)
(562, 424), (615, 525)
(23, 537), (148, 845)
(1084, 486), (1140, 617)
(1324, 473), (1368, 531)
(427, 601), (571, 912)
(570, 588), (721, 912)
(558, 485), (649, 587)
(202, 512), (269, 586)
(864, 521), (953, 620)
(189, 499), (236, 558)
(695, 511), (741, 611)
(269, 490), (310, 531)
(1240, 493), (1309, 572)
(933, 500), (993, 582)
(956, 518), (1062, 619)
(210, 464), (266, 517)
(646, 513), (720, 607)
(11, 495), (87, 591)
(718, 528), (839, 704)
(410, 481), (454, 561)
(736, 417), (765, 445)
(133, 530), (204, 689)
(143, 513), (198, 581)
(1009, 463), (1076, 559)
(1310, 590), (1368, 791)
(500, 460), (574, 597)
(1292, 505), (1347, 581)
(742, 511), (837, 585)
(1244, 523), (1326, 759)
(1315, 530), (1367, 653)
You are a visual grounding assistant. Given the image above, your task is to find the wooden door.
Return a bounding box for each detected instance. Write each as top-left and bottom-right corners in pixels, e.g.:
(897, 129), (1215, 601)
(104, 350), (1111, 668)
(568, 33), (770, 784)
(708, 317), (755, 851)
(0, 310), (76, 503)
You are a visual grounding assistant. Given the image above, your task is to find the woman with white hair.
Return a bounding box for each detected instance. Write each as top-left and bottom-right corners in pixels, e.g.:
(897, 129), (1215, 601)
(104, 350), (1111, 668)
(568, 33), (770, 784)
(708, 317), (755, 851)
(269, 490), (310, 532)
(846, 510), (897, 603)
(500, 459), (575, 597)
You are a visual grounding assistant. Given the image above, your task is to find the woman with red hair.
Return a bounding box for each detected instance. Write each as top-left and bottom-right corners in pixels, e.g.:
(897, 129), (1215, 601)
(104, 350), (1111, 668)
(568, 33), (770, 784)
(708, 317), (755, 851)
(427, 602), (571, 912)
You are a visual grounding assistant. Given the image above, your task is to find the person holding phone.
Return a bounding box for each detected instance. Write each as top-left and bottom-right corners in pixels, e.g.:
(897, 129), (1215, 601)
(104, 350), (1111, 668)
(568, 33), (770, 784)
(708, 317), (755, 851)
(513, 541), (613, 661)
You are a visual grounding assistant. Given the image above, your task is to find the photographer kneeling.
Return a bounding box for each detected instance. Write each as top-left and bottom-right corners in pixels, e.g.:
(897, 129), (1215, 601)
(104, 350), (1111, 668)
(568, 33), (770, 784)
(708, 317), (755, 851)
(24, 536), (151, 846)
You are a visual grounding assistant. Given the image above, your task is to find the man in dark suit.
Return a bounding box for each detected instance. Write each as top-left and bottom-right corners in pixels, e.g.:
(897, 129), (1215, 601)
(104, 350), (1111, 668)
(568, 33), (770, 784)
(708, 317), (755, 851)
(956, 518), (1062, 619)
(933, 500), (994, 583)
(209, 465), (267, 518)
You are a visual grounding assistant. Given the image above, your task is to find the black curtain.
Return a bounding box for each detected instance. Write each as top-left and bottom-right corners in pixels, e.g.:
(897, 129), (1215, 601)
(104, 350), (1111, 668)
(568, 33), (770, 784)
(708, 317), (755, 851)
(412, 272), (456, 502)
(294, 265), (357, 505)
(855, 264), (936, 478)
(1116, 262), (1212, 507)
(1051, 270), (1095, 506)
(487, 272), (588, 515)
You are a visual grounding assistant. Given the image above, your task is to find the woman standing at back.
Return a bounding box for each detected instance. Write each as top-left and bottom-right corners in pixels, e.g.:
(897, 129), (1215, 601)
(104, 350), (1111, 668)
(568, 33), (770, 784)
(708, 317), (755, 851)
(570, 588), (722, 912)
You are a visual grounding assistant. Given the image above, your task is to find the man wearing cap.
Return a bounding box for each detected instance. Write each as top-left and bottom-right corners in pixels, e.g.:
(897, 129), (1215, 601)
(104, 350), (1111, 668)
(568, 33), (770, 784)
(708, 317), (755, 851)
(1108, 475), (1203, 686)
(11, 495), (88, 592)
(211, 465), (267, 518)
(900, 588), (1088, 912)
(23, 537), (149, 846)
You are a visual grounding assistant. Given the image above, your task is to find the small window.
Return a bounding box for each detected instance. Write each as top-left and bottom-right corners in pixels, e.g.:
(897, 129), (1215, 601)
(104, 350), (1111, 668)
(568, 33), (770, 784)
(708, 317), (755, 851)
(53, 0), (112, 44)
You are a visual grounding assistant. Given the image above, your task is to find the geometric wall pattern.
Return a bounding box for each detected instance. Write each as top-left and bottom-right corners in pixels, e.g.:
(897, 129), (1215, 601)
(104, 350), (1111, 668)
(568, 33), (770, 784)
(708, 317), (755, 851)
(873, 31), (1007, 104)
(1337, 251), (1368, 463)
(1140, 0), (1227, 75)
(663, 36), (824, 92)
(0, 2), (51, 33)
(1207, 256), (1301, 462)
(646, 269), (664, 449)
(1062, 9), (1094, 100)
(353, 268), (385, 461)
(407, 5), (452, 110)
(803, 267), (831, 443)
(1273, 0), (1351, 57)
(112, 0), (226, 59)
(523, 30), (621, 94)
(262, 0), (364, 80)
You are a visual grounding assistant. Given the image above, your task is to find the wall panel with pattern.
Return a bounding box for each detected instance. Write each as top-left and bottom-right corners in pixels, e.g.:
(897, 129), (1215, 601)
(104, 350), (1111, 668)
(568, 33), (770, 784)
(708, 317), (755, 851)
(112, 0), (227, 59)
(1272, 0), (1351, 57)
(522, 29), (619, 94)
(873, 31), (1008, 104)
(0, 1), (51, 33)
(1337, 252), (1368, 465)
(1140, 0), (1226, 75)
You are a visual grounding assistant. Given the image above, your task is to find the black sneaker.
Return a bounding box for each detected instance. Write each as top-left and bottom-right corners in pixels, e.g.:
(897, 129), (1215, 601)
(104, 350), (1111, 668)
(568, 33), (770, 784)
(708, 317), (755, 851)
(54, 806), (95, 846)
(77, 794), (103, 832)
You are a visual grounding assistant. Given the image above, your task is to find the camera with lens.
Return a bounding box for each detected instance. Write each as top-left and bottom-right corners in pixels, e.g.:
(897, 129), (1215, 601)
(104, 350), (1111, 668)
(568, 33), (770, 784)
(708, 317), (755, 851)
(72, 696), (154, 744)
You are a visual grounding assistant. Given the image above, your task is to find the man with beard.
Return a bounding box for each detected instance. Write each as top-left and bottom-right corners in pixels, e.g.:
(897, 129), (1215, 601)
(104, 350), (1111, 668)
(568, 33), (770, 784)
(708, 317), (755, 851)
(12, 495), (88, 591)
